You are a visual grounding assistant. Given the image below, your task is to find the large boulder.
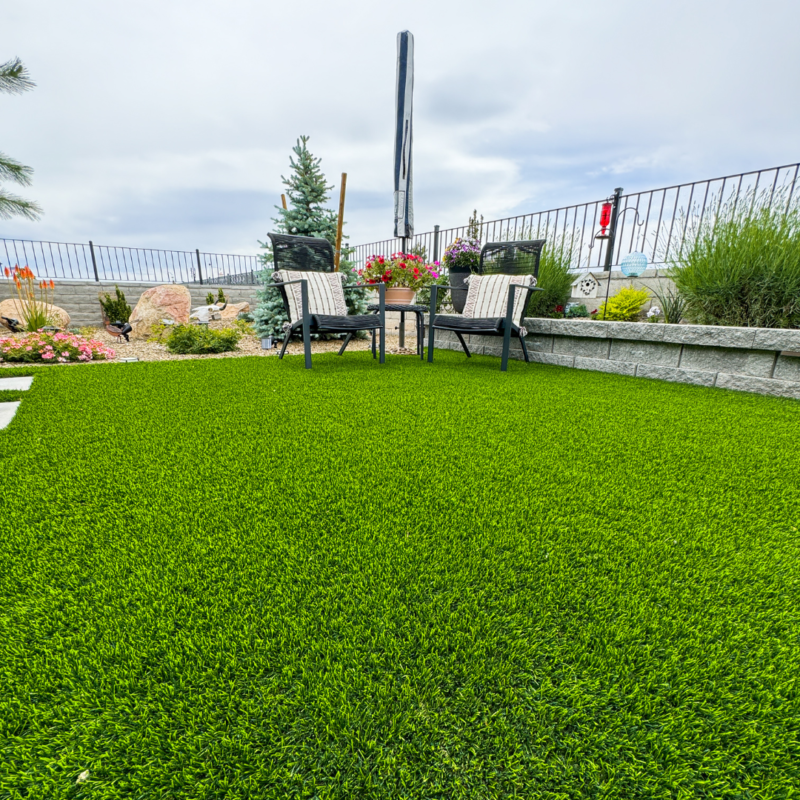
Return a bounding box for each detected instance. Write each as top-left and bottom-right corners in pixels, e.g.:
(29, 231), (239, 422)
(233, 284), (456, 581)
(129, 285), (191, 339)
(220, 301), (249, 321)
(0, 298), (71, 329)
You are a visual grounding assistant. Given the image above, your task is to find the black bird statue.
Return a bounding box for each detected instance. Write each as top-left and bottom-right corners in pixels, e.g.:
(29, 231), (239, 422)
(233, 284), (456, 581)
(106, 320), (133, 343)
(1, 316), (22, 333)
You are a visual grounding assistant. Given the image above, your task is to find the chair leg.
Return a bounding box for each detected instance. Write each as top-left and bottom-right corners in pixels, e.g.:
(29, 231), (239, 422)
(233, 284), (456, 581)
(501, 332), (511, 372)
(520, 335), (530, 363)
(300, 280), (312, 370)
(372, 329), (376, 359)
(417, 313), (424, 360)
(378, 284), (386, 365)
(338, 333), (354, 356)
(278, 331), (292, 360)
(454, 331), (471, 358)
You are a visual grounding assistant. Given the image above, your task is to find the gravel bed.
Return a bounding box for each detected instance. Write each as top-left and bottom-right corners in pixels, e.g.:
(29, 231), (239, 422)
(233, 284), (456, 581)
(1, 324), (421, 367)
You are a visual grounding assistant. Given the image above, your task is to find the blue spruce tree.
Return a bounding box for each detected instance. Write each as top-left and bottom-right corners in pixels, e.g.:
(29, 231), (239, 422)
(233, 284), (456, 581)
(254, 136), (366, 339)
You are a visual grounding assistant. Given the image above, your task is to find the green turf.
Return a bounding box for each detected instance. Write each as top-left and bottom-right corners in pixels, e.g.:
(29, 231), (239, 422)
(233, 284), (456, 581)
(1, 351), (799, 799)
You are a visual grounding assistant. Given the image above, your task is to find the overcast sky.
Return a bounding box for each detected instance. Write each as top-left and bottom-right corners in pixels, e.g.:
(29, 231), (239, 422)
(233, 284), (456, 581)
(1, 0), (798, 255)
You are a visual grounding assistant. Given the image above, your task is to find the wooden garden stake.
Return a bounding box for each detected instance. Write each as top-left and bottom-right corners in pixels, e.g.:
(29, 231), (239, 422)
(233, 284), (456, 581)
(281, 194), (288, 210)
(334, 173), (347, 271)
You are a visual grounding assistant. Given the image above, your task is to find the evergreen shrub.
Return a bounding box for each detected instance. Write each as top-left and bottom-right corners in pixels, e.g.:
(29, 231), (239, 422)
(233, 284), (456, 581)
(165, 324), (240, 355)
(594, 285), (650, 321)
(254, 136), (366, 339)
(98, 285), (132, 323)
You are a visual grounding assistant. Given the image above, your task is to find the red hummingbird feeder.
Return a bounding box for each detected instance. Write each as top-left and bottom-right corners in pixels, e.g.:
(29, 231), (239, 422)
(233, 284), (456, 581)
(595, 201), (613, 240)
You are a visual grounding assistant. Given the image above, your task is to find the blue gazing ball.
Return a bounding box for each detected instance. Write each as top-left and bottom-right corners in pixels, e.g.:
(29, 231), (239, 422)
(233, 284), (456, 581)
(620, 251), (648, 277)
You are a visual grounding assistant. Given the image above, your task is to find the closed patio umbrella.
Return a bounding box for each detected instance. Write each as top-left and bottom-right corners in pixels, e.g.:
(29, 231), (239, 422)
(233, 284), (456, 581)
(393, 30), (414, 249)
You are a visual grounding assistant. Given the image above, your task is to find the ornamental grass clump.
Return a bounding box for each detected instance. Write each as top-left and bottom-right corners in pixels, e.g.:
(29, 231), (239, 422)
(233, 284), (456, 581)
(665, 186), (800, 328)
(521, 232), (579, 317)
(3, 265), (56, 330)
(0, 330), (115, 362)
(359, 252), (440, 289)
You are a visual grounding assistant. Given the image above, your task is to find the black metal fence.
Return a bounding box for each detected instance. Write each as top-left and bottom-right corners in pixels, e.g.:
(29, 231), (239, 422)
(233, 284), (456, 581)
(351, 162), (800, 272)
(0, 238), (261, 285)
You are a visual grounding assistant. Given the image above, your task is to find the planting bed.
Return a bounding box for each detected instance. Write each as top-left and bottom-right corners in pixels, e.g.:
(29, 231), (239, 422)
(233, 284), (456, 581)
(1, 352), (799, 798)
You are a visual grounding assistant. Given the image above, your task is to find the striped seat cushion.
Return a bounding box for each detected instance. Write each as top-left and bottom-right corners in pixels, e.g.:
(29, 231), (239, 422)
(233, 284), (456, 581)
(462, 274), (536, 321)
(275, 270), (348, 323)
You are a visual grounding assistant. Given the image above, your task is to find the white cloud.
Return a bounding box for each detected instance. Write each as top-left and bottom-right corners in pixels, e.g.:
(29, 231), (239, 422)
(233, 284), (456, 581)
(1, 0), (798, 253)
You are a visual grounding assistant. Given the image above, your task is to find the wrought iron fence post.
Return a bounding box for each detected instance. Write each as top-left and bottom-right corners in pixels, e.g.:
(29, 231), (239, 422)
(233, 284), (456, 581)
(195, 249), (204, 285)
(603, 188), (624, 272)
(433, 225), (440, 263)
(88, 241), (100, 282)
(600, 187), (624, 321)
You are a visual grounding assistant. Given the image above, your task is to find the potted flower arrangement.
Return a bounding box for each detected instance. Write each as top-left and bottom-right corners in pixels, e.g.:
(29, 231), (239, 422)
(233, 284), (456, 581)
(441, 237), (481, 313)
(359, 252), (440, 304)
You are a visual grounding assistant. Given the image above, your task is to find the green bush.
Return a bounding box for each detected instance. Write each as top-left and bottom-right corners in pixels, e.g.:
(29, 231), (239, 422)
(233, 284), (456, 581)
(595, 284), (649, 321)
(98, 285), (132, 323)
(166, 324), (241, 355)
(666, 187), (800, 328)
(565, 303), (590, 318)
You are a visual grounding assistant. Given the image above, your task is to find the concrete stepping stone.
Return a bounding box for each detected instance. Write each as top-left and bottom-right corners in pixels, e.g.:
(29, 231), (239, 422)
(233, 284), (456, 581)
(0, 375), (33, 430)
(0, 401), (21, 430)
(0, 376), (34, 391)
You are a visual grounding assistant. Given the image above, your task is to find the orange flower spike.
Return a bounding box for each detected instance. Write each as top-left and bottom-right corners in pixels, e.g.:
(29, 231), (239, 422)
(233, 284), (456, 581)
(3, 266), (9, 277)
(50, 279), (55, 289)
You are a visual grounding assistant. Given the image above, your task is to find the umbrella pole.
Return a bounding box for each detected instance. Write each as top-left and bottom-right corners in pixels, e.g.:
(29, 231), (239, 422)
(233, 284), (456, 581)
(334, 173), (347, 271)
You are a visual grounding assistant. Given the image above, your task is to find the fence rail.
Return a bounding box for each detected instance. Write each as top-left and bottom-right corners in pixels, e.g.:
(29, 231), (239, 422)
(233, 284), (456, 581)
(351, 162), (800, 272)
(0, 238), (262, 285)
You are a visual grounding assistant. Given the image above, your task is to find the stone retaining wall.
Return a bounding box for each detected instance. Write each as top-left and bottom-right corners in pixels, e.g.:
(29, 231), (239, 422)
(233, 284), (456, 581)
(0, 280), (261, 327)
(433, 318), (800, 399)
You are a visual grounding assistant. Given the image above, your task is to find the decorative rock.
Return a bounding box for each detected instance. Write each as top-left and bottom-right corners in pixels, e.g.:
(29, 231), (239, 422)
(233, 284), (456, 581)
(128, 285), (191, 339)
(220, 302), (249, 321)
(0, 298), (71, 329)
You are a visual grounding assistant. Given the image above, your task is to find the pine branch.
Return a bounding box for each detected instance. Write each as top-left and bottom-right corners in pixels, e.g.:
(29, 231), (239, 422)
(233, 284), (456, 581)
(0, 152), (34, 186)
(0, 188), (43, 220)
(0, 57), (35, 94)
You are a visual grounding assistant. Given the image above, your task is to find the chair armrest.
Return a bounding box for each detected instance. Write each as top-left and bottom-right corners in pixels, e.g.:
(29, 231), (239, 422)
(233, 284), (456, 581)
(272, 277), (306, 286)
(430, 284), (462, 293)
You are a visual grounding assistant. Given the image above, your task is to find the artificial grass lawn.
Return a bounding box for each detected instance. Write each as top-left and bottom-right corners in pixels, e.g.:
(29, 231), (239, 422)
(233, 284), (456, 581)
(1, 351), (799, 799)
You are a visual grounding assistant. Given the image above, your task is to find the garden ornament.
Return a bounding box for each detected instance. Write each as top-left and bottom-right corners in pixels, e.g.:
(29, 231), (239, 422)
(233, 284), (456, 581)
(620, 251), (648, 277)
(189, 302), (227, 324)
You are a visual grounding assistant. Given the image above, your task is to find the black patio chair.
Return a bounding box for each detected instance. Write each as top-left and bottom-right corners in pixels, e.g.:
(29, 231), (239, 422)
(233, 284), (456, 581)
(267, 233), (386, 369)
(426, 239), (546, 371)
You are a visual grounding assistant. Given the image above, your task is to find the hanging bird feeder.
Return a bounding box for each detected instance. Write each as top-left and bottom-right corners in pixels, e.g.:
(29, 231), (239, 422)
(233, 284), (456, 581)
(595, 202), (613, 240)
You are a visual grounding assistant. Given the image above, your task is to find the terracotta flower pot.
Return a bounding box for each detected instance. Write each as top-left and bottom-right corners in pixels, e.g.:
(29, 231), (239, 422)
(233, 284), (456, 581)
(384, 287), (416, 305)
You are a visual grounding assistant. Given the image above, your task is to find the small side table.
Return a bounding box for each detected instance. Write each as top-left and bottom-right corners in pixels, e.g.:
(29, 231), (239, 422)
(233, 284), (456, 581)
(366, 303), (427, 360)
